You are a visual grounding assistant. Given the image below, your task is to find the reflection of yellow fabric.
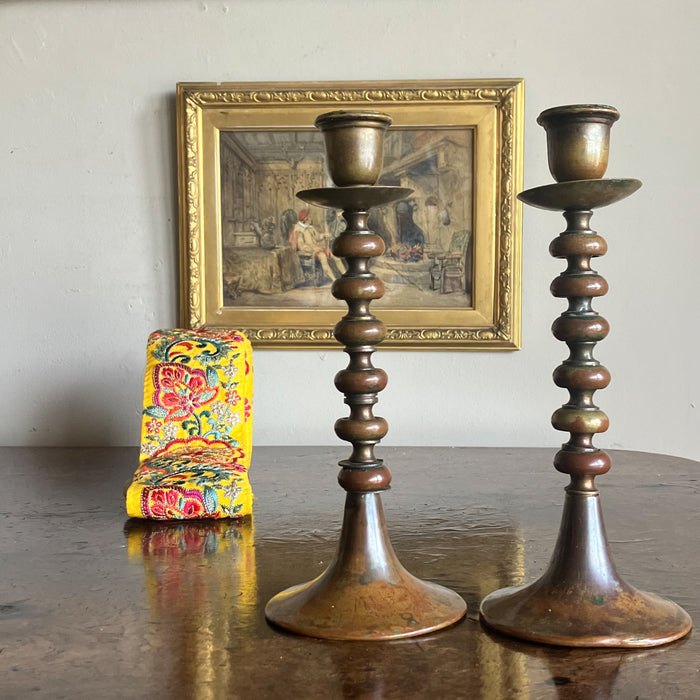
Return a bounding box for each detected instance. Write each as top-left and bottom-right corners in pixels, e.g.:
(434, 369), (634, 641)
(125, 329), (253, 519)
(125, 518), (257, 611)
(125, 518), (257, 694)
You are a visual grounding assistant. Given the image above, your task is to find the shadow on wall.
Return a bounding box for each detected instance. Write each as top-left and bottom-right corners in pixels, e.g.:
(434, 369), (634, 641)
(138, 90), (180, 325)
(28, 376), (141, 447)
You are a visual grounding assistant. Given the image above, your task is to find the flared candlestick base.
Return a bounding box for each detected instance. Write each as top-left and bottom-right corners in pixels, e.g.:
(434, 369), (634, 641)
(495, 107), (693, 648)
(265, 491), (466, 640)
(480, 486), (692, 647)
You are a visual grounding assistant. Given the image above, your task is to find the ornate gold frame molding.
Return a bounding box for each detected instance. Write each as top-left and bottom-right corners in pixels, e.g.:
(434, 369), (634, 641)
(177, 79), (523, 349)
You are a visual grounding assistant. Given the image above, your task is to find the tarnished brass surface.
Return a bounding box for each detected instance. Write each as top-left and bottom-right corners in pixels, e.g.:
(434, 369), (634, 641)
(1, 446), (699, 698)
(265, 492), (467, 640)
(518, 178), (642, 211)
(482, 105), (692, 648)
(296, 185), (413, 211)
(481, 488), (691, 647)
(314, 111), (392, 187)
(537, 104), (619, 182)
(265, 111), (466, 639)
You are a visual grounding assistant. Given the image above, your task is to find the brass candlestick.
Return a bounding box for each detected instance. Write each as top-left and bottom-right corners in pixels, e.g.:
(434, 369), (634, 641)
(264, 110), (466, 640)
(480, 104), (692, 647)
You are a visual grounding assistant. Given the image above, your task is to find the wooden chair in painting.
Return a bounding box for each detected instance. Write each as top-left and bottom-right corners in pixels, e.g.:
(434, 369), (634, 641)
(428, 229), (472, 294)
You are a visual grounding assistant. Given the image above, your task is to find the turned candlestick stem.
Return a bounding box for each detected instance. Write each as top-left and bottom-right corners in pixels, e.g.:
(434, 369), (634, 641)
(264, 110), (466, 640)
(480, 104), (692, 647)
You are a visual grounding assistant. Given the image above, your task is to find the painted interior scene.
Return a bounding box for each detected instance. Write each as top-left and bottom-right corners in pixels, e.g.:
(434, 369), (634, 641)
(219, 128), (474, 308)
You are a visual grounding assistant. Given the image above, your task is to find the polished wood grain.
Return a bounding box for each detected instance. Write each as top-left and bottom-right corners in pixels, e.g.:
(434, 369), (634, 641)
(0, 446), (697, 698)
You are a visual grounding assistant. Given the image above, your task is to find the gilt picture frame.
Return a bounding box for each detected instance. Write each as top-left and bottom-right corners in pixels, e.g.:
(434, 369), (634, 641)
(177, 79), (523, 349)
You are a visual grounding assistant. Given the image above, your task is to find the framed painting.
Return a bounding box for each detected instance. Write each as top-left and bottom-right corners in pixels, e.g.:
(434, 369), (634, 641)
(177, 79), (523, 349)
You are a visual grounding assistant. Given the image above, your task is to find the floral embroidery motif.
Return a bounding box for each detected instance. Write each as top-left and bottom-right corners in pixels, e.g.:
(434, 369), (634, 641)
(127, 328), (253, 521)
(153, 364), (217, 422)
(146, 418), (162, 434)
(141, 486), (209, 519)
(140, 330), (249, 456)
(225, 389), (241, 406)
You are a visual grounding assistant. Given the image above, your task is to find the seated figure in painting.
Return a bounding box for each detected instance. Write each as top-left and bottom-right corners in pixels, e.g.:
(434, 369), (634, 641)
(289, 209), (342, 285)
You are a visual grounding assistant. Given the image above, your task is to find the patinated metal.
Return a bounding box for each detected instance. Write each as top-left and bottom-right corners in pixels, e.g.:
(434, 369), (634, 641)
(263, 110), (466, 639)
(480, 104), (693, 647)
(537, 104), (620, 182)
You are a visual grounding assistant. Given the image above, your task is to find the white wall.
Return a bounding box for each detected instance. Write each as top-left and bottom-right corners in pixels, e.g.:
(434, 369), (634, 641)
(3, 0), (699, 460)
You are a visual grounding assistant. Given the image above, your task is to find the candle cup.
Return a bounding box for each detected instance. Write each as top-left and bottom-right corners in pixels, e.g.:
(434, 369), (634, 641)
(314, 110), (392, 187)
(537, 104), (620, 182)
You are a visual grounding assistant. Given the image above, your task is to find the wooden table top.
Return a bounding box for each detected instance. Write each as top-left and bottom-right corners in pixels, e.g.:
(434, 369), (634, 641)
(1, 446), (698, 699)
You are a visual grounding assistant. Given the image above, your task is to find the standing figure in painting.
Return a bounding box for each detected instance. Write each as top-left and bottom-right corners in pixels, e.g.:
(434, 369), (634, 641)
(326, 209), (348, 275)
(281, 209), (300, 249)
(327, 209), (347, 244)
(290, 209), (342, 284)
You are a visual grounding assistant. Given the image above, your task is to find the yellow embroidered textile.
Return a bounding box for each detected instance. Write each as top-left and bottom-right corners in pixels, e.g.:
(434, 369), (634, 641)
(125, 328), (253, 519)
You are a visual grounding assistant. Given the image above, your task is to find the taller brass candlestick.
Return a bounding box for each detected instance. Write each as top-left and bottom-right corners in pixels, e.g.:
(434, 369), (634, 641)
(264, 111), (466, 640)
(480, 105), (692, 646)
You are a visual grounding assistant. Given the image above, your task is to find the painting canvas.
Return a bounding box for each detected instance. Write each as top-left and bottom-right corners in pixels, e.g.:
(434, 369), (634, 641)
(178, 80), (523, 349)
(219, 128), (474, 310)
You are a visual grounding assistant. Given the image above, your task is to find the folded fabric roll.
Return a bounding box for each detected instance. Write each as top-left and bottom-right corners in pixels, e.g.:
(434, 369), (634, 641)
(125, 328), (253, 520)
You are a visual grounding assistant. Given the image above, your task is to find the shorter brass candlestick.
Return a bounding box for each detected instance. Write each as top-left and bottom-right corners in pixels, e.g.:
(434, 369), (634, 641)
(480, 105), (692, 647)
(264, 110), (466, 640)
